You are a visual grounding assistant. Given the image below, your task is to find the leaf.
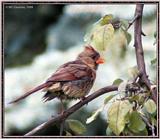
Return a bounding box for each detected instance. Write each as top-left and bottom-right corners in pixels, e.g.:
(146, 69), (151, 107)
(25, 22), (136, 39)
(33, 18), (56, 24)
(151, 116), (157, 127)
(106, 126), (114, 135)
(124, 31), (131, 45)
(104, 94), (116, 105)
(99, 14), (113, 25)
(118, 81), (128, 93)
(65, 131), (72, 136)
(109, 28), (128, 59)
(120, 19), (129, 30)
(129, 94), (145, 105)
(107, 100), (132, 135)
(113, 78), (123, 85)
(128, 111), (146, 133)
(144, 99), (156, 114)
(154, 31), (157, 38)
(151, 58), (157, 65)
(67, 119), (86, 134)
(86, 106), (103, 124)
(134, 128), (148, 136)
(91, 24), (114, 51)
(128, 66), (139, 78)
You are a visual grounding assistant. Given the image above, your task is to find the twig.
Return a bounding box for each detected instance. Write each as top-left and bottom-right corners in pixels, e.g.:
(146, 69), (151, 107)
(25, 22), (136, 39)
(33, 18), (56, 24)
(60, 120), (65, 136)
(127, 14), (139, 30)
(151, 119), (155, 136)
(59, 99), (65, 136)
(140, 115), (155, 136)
(24, 85), (118, 136)
(134, 4), (157, 104)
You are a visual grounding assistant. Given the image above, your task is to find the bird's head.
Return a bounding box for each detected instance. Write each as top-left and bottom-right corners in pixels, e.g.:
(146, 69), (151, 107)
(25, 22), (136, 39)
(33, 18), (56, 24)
(77, 46), (105, 70)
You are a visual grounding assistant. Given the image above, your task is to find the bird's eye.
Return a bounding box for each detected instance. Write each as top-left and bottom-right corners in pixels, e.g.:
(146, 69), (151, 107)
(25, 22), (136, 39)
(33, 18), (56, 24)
(92, 53), (99, 60)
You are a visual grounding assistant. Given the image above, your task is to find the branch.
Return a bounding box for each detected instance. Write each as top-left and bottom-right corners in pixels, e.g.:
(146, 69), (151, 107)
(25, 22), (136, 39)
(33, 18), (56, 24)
(127, 14), (139, 30)
(24, 85), (118, 136)
(140, 115), (155, 136)
(134, 4), (157, 104)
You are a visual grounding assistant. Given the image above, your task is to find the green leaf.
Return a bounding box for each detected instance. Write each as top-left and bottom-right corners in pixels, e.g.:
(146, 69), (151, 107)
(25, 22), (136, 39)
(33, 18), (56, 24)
(144, 99), (156, 114)
(134, 128), (148, 136)
(151, 58), (157, 65)
(107, 100), (132, 135)
(154, 31), (157, 38)
(112, 78), (123, 86)
(128, 66), (139, 78)
(128, 111), (146, 133)
(129, 93), (146, 104)
(99, 14), (113, 25)
(125, 31), (132, 45)
(65, 131), (72, 136)
(106, 126), (114, 135)
(120, 19), (129, 30)
(118, 81), (128, 93)
(151, 116), (157, 127)
(104, 94), (116, 105)
(91, 24), (114, 51)
(86, 106), (103, 124)
(67, 119), (86, 134)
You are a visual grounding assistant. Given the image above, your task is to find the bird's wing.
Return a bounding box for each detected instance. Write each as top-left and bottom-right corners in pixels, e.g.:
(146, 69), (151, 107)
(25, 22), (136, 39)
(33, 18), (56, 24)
(46, 60), (92, 82)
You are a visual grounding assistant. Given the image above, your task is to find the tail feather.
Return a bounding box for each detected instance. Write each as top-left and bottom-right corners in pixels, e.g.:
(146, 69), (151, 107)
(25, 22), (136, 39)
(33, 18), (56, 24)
(9, 82), (52, 104)
(42, 91), (57, 102)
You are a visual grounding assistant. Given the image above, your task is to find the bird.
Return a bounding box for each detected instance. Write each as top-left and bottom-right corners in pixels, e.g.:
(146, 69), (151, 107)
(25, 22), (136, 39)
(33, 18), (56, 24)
(9, 46), (105, 104)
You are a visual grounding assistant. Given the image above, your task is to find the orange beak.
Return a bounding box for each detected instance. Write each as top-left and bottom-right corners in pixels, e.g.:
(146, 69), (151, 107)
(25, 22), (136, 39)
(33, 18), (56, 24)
(96, 57), (105, 64)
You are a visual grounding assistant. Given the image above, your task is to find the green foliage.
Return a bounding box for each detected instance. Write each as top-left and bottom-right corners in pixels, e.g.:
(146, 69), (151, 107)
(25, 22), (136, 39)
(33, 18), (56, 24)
(128, 66), (139, 78)
(106, 126), (114, 135)
(65, 131), (72, 136)
(84, 15), (131, 61)
(86, 93), (117, 124)
(85, 23), (114, 51)
(99, 14), (113, 25)
(128, 111), (146, 133)
(86, 106), (104, 124)
(82, 14), (156, 136)
(120, 19), (129, 30)
(104, 94), (117, 105)
(107, 100), (132, 135)
(153, 31), (157, 45)
(151, 116), (157, 127)
(112, 78), (123, 86)
(129, 93), (146, 105)
(144, 99), (156, 114)
(118, 81), (128, 93)
(122, 28), (132, 45)
(151, 58), (157, 65)
(154, 31), (157, 38)
(66, 119), (86, 135)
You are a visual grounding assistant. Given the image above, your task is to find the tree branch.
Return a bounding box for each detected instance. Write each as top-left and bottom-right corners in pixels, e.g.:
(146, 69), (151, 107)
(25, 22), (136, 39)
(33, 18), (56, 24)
(127, 14), (139, 30)
(134, 4), (157, 104)
(24, 85), (118, 136)
(140, 115), (155, 136)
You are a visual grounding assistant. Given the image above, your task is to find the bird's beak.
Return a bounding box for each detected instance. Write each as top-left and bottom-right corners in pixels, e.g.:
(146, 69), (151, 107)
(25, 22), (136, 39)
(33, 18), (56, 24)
(96, 57), (105, 64)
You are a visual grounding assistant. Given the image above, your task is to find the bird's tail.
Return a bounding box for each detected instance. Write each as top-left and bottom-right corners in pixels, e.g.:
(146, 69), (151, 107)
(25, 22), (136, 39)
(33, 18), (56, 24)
(9, 82), (51, 104)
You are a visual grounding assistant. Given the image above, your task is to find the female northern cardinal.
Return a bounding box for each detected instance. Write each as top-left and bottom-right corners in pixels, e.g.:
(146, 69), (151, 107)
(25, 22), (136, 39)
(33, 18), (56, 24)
(9, 46), (105, 104)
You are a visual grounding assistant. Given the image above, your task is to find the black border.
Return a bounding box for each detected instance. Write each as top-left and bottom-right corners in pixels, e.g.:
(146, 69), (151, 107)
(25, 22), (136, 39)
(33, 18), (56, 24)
(1, 1), (160, 138)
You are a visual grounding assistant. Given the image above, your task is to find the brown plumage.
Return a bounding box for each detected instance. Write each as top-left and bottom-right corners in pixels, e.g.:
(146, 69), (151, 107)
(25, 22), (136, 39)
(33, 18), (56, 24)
(9, 46), (105, 104)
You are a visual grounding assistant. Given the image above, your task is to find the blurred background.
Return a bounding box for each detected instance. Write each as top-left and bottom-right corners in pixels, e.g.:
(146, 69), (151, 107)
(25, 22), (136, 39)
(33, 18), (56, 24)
(4, 3), (157, 136)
